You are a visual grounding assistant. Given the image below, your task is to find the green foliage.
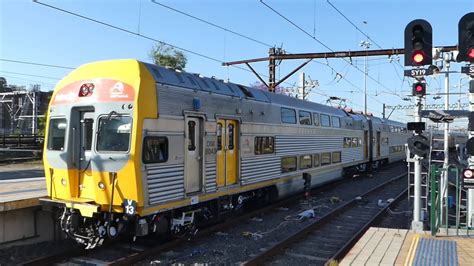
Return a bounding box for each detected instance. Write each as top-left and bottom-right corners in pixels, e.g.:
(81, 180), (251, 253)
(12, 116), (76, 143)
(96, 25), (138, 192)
(149, 43), (187, 70)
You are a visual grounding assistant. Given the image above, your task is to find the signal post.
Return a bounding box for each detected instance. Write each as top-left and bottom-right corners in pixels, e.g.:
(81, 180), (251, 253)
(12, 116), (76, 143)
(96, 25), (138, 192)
(458, 12), (474, 228)
(404, 19), (432, 232)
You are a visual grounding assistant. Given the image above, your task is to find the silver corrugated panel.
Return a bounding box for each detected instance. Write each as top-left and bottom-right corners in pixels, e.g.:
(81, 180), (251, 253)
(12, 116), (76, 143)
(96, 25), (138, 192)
(146, 163), (185, 204)
(342, 148), (364, 163)
(276, 135), (342, 156)
(241, 156), (280, 185)
(205, 160), (217, 193)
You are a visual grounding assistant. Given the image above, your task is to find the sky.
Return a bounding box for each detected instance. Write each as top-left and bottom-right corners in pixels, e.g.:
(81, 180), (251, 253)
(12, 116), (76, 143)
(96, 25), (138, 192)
(1, 0), (473, 125)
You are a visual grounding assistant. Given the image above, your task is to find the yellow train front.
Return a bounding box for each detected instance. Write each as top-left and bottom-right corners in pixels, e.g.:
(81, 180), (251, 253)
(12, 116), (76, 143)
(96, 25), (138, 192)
(42, 59), (409, 248)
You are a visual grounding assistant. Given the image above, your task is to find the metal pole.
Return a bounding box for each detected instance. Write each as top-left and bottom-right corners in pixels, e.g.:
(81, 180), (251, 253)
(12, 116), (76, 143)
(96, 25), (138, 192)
(412, 96), (424, 232)
(299, 72), (305, 100)
(441, 56), (450, 225)
(469, 74), (474, 228)
(364, 52), (367, 114)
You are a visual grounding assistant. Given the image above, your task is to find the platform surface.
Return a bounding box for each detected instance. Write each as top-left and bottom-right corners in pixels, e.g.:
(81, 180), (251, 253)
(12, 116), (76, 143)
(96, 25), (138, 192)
(0, 177), (47, 211)
(0, 161), (44, 181)
(340, 227), (474, 266)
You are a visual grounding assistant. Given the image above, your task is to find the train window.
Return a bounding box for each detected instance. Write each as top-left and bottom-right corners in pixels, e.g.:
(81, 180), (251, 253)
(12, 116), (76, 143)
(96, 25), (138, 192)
(255, 136), (274, 155)
(299, 111), (312, 125)
(382, 137), (389, 145)
(175, 73), (185, 83)
(343, 137), (351, 148)
(187, 76), (197, 86)
(188, 121), (196, 151)
(150, 68), (163, 79)
(142, 137), (168, 163)
(332, 117), (341, 128)
(217, 123), (223, 151)
(281, 157), (297, 173)
(47, 118), (67, 151)
(314, 154), (320, 167)
(81, 118), (93, 151)
(358, 138), (362, 146)
(211, 81), (221, 90)
(300, 155), (312, 169)
(200, 79), (210, 88)
(320, 114), (331, 127)
(313, 113), (320, 126)
(228, 124), (234, 150)
(332, 151), (341, 163)
(281, 108), (297, 124)
(351, 137), (359, 147)
(321, 152), (331, 165)
(238, 85), (254, 98)
(97, 116), (132, 152)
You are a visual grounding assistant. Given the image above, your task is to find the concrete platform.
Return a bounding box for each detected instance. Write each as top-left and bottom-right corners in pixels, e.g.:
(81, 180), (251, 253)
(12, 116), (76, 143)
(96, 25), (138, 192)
(340, 227), (474, 266)
(0, 160), (44, 181)
(0, 177), (53, 247)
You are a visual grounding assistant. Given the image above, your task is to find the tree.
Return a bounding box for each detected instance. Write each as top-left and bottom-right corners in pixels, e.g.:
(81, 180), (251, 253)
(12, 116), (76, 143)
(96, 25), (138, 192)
(149, 43), (187, 70)
(249, 81), (290, 96)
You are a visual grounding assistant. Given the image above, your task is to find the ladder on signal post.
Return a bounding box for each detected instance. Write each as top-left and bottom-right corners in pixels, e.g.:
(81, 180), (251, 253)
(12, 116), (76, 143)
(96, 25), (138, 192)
(407, 148), (431, 219)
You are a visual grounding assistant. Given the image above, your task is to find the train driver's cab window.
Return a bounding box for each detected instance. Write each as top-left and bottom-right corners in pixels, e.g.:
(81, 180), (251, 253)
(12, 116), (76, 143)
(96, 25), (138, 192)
(48, 118), (67, 151)
(281, 108), (296, 124)
(332, 116), (341, 128)
(313, 113), (320, 126)
(299, 111), (312, 125)
(281, 157), (297, 173)
(97, 115), (132, 152)
(143, 137), (168, 163)
(300, 155), (312, 169)
(321, 152), (331, 165)
(321, 114), (331, 127)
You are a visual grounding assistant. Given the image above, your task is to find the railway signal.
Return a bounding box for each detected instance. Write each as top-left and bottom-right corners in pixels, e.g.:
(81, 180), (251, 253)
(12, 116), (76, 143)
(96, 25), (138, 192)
(407, 134), (430, 158)
(404, 19), (433, 66)
(457, 12), (474, 63)
(412, 82), (426, 96)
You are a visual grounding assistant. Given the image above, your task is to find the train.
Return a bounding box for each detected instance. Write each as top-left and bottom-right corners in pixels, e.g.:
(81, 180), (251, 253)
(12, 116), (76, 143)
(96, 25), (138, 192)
(41, 59), (411, 248)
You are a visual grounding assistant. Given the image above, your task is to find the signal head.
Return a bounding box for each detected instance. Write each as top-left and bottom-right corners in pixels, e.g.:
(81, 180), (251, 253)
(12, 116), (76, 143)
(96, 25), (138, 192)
(404, 19), (433, 66)
(457, 12), (474, 63)
(412, 82), (426, 96)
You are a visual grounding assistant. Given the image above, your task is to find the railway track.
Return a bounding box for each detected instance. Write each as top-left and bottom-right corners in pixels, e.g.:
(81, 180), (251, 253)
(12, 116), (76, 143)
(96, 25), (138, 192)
(21, 163), (407, 265)
(244, 173), (408, 266)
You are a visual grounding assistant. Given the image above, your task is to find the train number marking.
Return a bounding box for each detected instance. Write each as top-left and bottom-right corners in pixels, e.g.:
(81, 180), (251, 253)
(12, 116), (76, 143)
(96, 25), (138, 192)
(123, 199), (137, 215)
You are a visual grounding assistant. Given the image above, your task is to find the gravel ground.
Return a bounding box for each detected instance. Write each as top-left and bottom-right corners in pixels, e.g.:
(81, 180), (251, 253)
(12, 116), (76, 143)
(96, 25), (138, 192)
(139, 163), (408, 265)
(0, 240), (78, 265)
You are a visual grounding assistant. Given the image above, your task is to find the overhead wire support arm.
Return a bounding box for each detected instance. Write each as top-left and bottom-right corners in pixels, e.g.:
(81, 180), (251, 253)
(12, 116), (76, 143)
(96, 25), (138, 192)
(244, 63), (269, 88)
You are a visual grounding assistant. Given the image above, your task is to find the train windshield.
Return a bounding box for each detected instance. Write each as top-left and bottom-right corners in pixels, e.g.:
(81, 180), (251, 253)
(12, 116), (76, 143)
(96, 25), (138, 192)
(97, 115), (132, 152)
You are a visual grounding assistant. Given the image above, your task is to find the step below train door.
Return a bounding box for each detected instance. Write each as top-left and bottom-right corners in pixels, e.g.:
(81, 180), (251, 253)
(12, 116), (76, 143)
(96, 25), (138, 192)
(185, 116), (203, 194)
(217, 119), (239, 187)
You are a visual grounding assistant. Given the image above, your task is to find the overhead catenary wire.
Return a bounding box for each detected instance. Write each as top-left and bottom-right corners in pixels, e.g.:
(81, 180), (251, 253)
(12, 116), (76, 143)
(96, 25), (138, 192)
(0, 58), (74, 70)
(150, 0), (274, 48)
(32, 0), (293, 87)
(259, 0), (401, 98)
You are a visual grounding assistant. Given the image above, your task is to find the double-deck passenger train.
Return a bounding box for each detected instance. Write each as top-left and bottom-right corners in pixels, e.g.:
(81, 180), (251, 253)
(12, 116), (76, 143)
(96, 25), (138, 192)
(41, 59), (411, 248)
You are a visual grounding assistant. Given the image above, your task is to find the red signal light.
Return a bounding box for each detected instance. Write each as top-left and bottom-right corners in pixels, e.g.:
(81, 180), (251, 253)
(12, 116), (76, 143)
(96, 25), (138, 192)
(415, 85), (423, 92)
(412, 51), (425, 64)
(468, 47), (474, 59)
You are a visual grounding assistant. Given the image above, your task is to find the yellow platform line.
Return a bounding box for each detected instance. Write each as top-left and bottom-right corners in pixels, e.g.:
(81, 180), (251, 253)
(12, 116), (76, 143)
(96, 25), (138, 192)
(404, 234), (420, 266)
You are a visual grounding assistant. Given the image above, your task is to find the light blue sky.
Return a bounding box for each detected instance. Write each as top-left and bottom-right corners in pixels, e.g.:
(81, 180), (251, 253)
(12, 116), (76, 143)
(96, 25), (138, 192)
(1, 0), (473, 124)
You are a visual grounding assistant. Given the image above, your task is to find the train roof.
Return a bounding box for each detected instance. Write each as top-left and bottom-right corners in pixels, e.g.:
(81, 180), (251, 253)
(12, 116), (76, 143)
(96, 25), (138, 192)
(143, 62), (400, 122)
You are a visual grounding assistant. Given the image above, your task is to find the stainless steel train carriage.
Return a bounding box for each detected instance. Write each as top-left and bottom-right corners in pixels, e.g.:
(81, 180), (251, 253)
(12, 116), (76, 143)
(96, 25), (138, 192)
(41, 59), (411, 248)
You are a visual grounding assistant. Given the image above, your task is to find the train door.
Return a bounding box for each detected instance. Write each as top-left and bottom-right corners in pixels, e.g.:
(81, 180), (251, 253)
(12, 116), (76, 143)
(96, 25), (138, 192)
(77, 110), (94, 199)
(216, 119), (238, 187)
(376, 131), (381, 157)
(185, 117), (203, 194)
(364, 130), (369, 160)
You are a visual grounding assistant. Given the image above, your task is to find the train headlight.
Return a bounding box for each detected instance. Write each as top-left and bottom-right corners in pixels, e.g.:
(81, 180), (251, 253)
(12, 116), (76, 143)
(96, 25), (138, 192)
(463, 169), (474, 179)
(98, 182), (105, 190)
(61, 178), (67, 186)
